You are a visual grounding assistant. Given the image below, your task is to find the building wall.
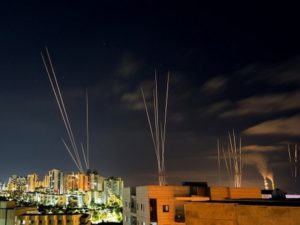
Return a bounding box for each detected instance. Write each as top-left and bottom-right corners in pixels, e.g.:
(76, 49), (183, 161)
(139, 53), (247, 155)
(123, 185), (264, 225)
(104, 177), (124, 197)
(136, 186), (150, 225)
(133, 185), (190, 225)
(209, 187), (261, 200)
(0, 201), (16, 225)
(122, 187), (133, 225)
(185, 202), (300, 225)
(27, 173), (38, 192)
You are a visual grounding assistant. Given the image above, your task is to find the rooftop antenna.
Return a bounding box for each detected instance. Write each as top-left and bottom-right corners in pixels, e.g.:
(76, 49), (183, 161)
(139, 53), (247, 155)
(141, 71), (170, 186)
(41, 48), (89, 172)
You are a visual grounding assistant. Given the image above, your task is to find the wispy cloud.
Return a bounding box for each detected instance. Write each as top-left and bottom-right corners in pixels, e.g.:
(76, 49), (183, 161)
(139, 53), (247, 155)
(169, 112), (185, 123)
(243, 145), (284, 152)
(221, 90), (300, 117)
(232, 57), (300, 86)
(203, 100), (231, 115)
(116, 53), (142, 78)
(201, 76), (228, 95)
(121, 91), (144, 110)
(244, 115), (300, 136)
(120, 80), (154, 111)
(260, 57), (300, 86)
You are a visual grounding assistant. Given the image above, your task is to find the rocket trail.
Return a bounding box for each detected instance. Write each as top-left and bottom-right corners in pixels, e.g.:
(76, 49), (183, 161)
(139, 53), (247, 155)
(41, 48), (90, 172)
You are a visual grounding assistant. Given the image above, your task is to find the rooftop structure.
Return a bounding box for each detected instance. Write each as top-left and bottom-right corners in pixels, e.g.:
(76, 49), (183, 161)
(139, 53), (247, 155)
(123, 182), (210, 225)
(123, 182), (272, 225)
(185, 200), (300, 225)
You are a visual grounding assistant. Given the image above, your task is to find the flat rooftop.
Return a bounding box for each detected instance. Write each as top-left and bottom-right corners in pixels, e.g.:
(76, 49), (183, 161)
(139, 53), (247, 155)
(210, 199), (300, 207)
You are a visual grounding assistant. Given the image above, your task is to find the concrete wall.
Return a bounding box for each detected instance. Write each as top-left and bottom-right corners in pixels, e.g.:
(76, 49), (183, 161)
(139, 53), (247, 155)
(185, 202), (300, 225)
(134, 185), (190, 225)
(209, 187), (261, 200)
(0, 201), (16, 225)
(146, 185), (190, 225)
(122, 187), (132, 225)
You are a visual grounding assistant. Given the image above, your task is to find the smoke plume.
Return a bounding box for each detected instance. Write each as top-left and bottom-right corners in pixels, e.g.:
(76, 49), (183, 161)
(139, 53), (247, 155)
(243, 153), (274, 188)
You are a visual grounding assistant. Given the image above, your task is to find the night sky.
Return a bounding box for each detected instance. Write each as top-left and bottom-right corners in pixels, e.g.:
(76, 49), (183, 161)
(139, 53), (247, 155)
(1, 1), (300, 192)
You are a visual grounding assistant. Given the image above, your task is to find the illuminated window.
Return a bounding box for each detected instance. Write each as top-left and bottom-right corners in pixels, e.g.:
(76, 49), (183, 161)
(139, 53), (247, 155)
(163, 205), (169, 212)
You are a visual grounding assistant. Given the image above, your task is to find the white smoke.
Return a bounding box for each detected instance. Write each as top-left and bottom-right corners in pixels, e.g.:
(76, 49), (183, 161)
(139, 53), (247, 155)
(243, 153), (275, 189)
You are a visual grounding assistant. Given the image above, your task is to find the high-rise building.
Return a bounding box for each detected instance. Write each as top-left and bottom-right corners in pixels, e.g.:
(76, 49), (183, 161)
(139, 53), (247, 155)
(27, 173), (38, 192)
(65, 173), (78, 192)
(103, 177), (124, 202)
(88, 172), (104, 192)
(7, 175), (27, 193)
(49, 169), (64, 194)
(78, 173), (89, 192)
(0, 181), (6, 191)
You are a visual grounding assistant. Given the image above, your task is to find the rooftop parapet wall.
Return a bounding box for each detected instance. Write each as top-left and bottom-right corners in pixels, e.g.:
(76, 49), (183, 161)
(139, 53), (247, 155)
(185, 202), (300, 225)
(209, 187), (261, 200)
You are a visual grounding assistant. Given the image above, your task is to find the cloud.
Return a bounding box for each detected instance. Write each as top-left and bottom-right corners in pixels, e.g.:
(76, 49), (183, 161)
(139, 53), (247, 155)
(203, 100), (231, 115)
(169, 112), (185, 123)
(116, 54), (141, 78)
(260, 57), (300, 85)
(221, 90), (300, 117)
(244, 115), (300, 136)
(120, 80), (154, 111)
(242, 145), (284, 152)
(243, 153), (271, 179)
(232, 57), (300, 86)
(201, 76), (228, 95)
(121, 91), (144, 110)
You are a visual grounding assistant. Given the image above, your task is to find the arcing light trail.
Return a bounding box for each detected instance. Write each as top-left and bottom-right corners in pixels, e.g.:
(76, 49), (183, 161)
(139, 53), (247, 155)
(218, 130), (242, 188)
(288, 143), (298, 182)
(141, 72), (170, 186)
(41, 48), (90, 172)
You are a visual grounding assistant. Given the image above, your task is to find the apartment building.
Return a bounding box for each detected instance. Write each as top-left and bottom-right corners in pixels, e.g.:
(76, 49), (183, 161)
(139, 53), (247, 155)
(123, 182), (210, 225)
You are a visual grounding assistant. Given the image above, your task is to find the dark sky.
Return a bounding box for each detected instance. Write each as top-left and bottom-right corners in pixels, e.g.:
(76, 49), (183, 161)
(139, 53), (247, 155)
(1, 1), (300, 192)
